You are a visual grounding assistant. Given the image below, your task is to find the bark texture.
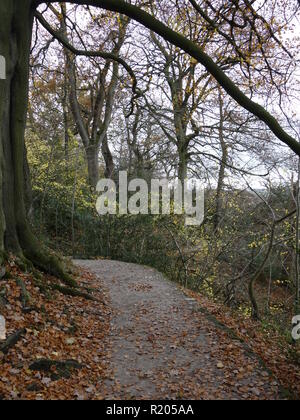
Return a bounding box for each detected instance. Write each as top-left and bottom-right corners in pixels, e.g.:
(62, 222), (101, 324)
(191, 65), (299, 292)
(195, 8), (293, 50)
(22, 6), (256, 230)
(0, 0), (74, 285)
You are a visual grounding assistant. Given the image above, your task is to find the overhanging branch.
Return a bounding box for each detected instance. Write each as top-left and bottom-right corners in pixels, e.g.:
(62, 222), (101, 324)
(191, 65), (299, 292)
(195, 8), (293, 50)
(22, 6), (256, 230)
(35, 10), (141, 117)
(33, 0), (300, 156)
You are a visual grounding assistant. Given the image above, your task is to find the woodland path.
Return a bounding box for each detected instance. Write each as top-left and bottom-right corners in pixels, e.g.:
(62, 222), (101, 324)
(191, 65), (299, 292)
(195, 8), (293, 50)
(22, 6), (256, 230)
(74, 260), (280, 400)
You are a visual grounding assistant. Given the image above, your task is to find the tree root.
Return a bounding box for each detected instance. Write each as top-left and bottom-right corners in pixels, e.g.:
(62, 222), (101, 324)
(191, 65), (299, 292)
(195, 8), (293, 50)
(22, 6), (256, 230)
(26, 252), (77, 288)
(15, 256), (33, 273)
(18, 223), (77, 288)
(0, 329), (26, 354)
(32, 278), (51, 296)
(29, 358), (83, 380)
(2, 247), (94, 303)
(50, 283), (97, 301)
(29, 359), (83, 372)
(33, 276), (97, 302)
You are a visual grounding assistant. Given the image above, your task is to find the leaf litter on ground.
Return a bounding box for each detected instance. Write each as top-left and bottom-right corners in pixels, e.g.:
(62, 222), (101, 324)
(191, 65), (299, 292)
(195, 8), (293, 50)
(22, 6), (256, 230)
(0, 258), (111, 400)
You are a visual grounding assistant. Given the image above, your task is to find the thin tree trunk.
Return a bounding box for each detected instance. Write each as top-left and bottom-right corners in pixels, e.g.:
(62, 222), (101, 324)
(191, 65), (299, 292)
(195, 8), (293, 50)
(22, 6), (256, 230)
(214, 88), (228, 231)
(60, 3), (126, 188)
(101, 134), (114, 179)
(63, 66), (70, 161)
(295, 158), (300, 312)
(71, 150), (80, 256)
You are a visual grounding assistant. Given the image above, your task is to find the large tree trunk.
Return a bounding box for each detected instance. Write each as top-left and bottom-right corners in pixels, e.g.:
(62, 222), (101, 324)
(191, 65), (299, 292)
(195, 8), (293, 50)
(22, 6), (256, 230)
(86, 144), (100, 188)
(0, 0), (33, 259)
(177, 143), (189, 183)
(0, 0), (74, 285)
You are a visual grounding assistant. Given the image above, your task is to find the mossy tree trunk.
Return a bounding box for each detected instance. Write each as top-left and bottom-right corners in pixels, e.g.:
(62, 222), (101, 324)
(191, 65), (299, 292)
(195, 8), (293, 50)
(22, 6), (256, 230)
(0, 0), (75, 286)
(0, 0), (33, 260)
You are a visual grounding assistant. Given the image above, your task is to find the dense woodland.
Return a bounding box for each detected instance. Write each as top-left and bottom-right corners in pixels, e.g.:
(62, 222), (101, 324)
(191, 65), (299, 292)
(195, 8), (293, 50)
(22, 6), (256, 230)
(27, 0), (300, 326)
(0, 0), (300, 400)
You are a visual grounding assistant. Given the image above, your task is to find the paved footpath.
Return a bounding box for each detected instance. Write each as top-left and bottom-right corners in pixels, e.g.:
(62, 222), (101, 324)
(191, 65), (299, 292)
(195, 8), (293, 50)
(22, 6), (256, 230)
(75, 259), (279, 400)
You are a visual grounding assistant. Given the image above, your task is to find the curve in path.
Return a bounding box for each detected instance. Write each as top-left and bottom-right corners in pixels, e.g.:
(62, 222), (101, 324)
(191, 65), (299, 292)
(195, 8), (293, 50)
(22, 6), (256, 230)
(75, 260), (279, 400)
